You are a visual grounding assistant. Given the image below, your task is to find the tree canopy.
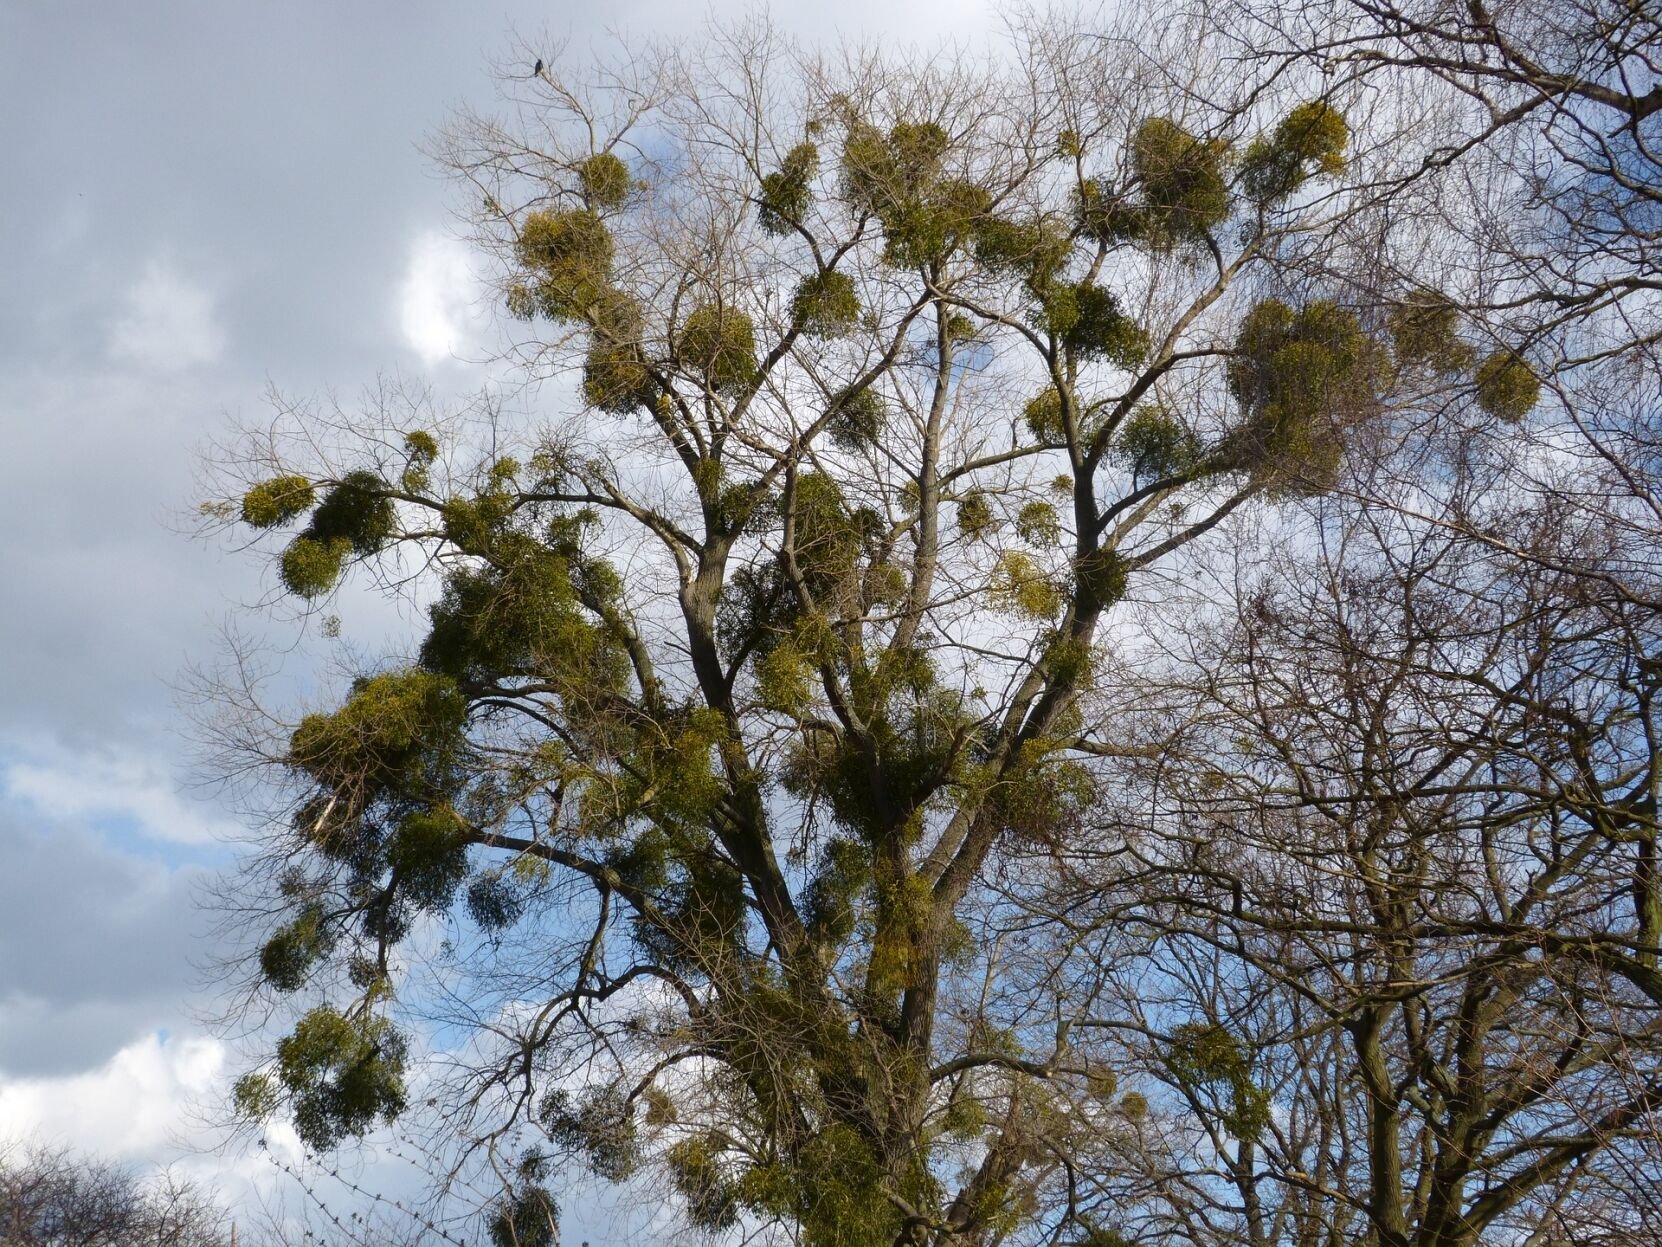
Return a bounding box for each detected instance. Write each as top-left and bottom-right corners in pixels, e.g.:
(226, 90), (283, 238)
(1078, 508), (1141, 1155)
(201, 5), (1662, 1245)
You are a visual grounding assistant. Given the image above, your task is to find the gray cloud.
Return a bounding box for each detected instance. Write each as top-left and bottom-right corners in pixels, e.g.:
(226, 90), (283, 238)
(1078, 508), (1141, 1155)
(0, 0), (999, 1221)
(0, 811), (207, 1075)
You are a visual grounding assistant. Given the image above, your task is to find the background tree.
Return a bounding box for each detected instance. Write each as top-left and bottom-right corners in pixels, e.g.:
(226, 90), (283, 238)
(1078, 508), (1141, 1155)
(1042, 488), (1662, 1247)
(0, 1146), (231, 1247)
(199, 10), (1504, 1244)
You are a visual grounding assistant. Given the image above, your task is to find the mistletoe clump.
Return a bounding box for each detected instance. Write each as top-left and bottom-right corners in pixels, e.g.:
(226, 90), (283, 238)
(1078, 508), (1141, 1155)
(974, 213), (1071, 282)
(792, 269), (862, 337)
(1116, 405), (1201, 480)
(842, 119), (992, 268)
(577, 151), (632, 210)
(288, 668), (468, 809)
(241, 474), (315, 528)
(577, 287), (656, 412)
(258, 903), (330, 991)
(1164, 1022), (1271, 1140)
(826, 387), (886, 451)
(677, 304), (759, 390)
(274, 1005), (409, 1150)
(1121, 117), (1232, 246)
(1475, 349), (1541, 421)
(1024, 388), (1067, 443)
(1225, 297), (1377, 494)
(1240, 100), (1349, 202)
(515, 208), (615, 320)
(279, 534), (351, 598)
(488, 1179), (559, 1247)
(1039, 281), (1149, 367)
(273, 470), (396, 598)
(1389, 291), (1475, 373)
(759, 141), (819, 234)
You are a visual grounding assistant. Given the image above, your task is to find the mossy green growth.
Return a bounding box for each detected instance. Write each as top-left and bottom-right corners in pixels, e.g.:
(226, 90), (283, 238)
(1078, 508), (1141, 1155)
(990, 551), (1061, 620)
(1241, 100), (1349, 202)
(957, 490), (997, 541)
(792, 269), (861, 337)
(665, 708), (731, 816)
(1076, 1229), (1135, 1247)
(581, 288), (656, 412)
(275, 1006), (408, 1149)
(541, 1086), (641, 1183)
(636, 849), (748, 974)
(677, 304), (759, 390)
(973, 215), (1071, 283)
(1076, 177), (1146, 245)
(465, 872), (524, 931)
(1015, 501), (1061, 546)
(842, 119), (949, 214)
(827, 387), (886, 451)
(1388, 293), (1475, 373)
(1116, 405), (1200, 480)
(641, 1085), (676, 1127)
(1226, 298), (1373, 494)
(310, 471), (396, 555)
(1024, 388), (1067, 443)
(1474, 349), (1541, 421)
(386, 805), (470, 910)
(280, 534), (350, 599)
(421, 544), (626, 697)
(488, 1183), (559, 1247)
(241, 475), (315, 528)
(1075, 546), (1128, 611)
(231, 1071), (279, 1121)
(941, 1093), (989, 1139)
(791, 1123), (927, 1247)
(870, 870), (935, 991)
(1040, 282), (1148, 367)
(577, 152), (632, 211)
(666, 1134), (740, 1232)
(505, 280), (538, 320)
(516, 208), (615, 321)
(400, 431), (438, 493)
(583, 340), (656, 412)
(1164, 1021), (1270, 1139)
(802, 837), (871, 948)
(886, 120), (952, 178)
(1127, 116), (1231, 245)
(259, 903), (330, 992)
(987, 741), (1097, 841)
(289, 668), (468, 802)
(791, 472), (864, 590)
(841, 118), (988, 267)
(759, 141), (819, 234)
(880, 177), (992, 268)
(756, 640), (813, 714)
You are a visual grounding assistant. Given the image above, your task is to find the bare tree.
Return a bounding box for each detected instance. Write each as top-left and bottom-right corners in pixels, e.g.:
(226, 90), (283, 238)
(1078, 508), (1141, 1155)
(1044, 485), (1662, 1247)
(0, 1145), (231, 1247)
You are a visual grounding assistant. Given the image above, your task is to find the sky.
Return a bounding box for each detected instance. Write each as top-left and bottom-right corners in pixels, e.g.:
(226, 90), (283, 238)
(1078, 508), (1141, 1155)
(0, 0), (1002, 1232)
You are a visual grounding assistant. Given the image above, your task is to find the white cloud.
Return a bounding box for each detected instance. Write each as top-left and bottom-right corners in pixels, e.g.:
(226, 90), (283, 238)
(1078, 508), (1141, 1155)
(0, 743), (237, 846)
(397, 230), (484, 365)
(0, 1028), (310, 1215)
(0, 1030), (226, 1158)
(109, 259), (225, 371)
